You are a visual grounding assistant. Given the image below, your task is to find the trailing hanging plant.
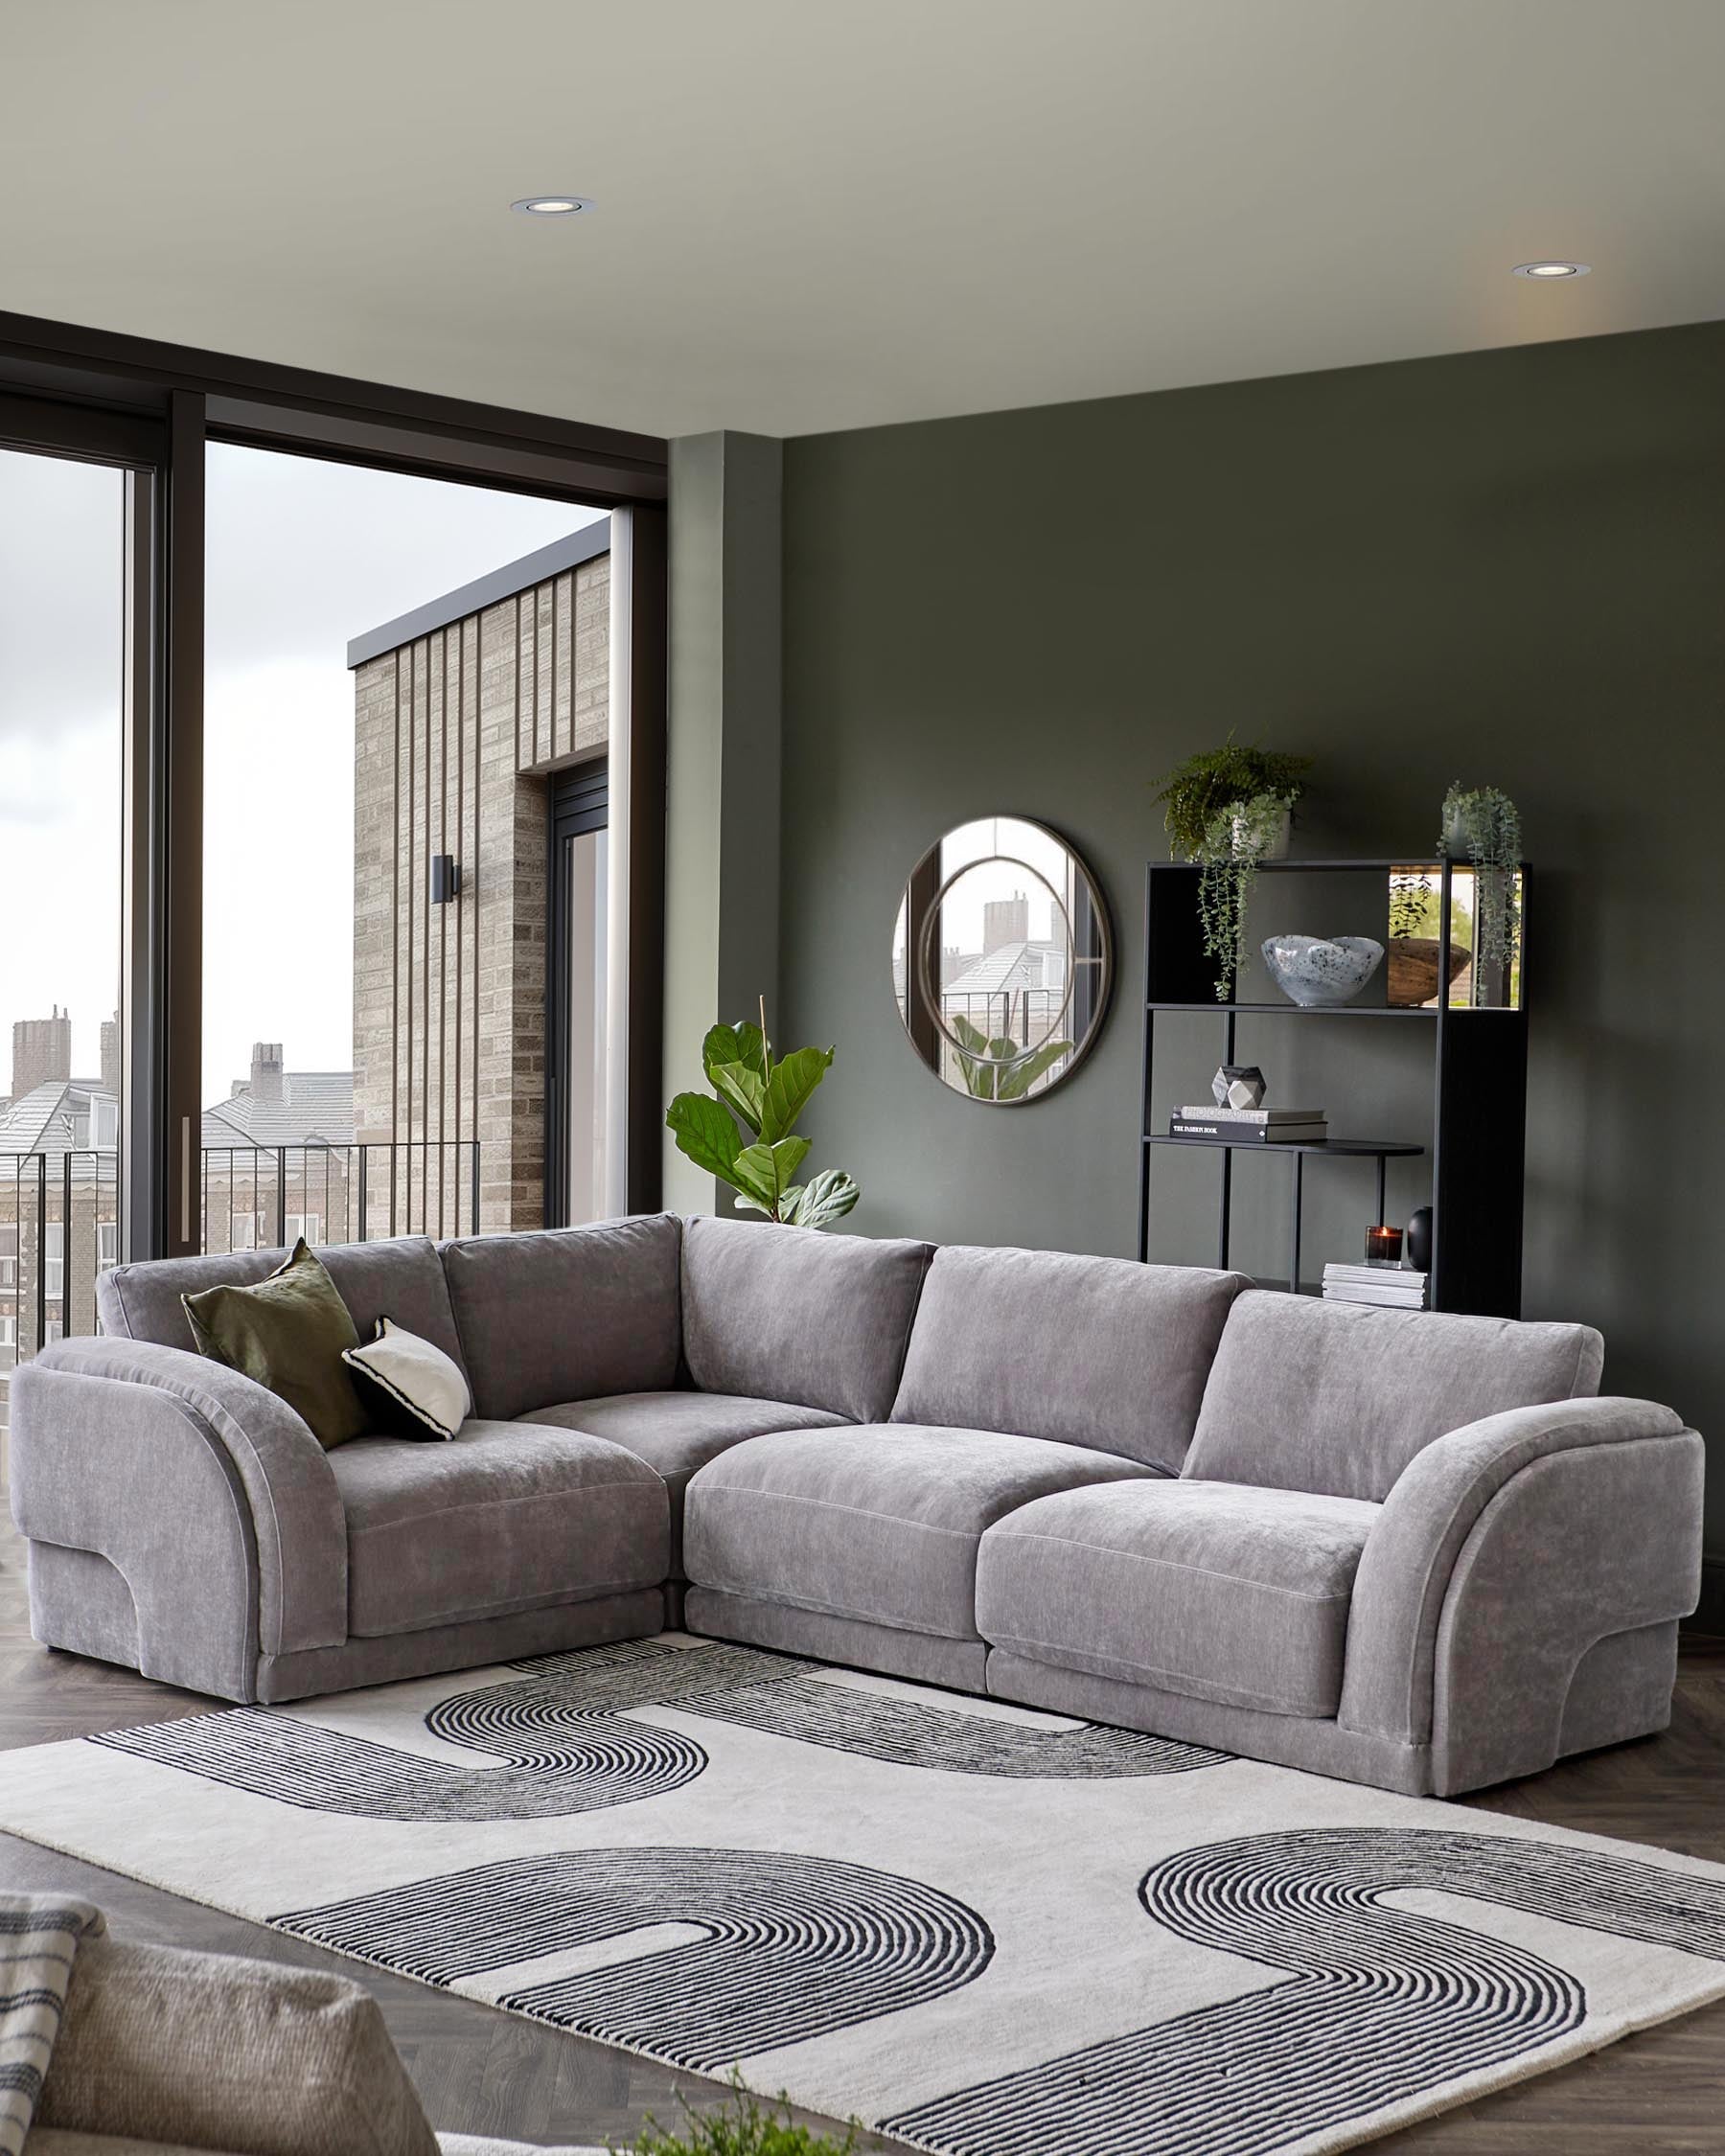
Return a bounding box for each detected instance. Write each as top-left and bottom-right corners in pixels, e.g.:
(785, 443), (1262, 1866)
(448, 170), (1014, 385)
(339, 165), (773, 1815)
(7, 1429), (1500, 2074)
(1193, 792), (1289, 1000)
(1438, 783), (1522, 977)
(666, 1003), (861, 1227)
(949, 1010), (1073, 1101)
(1151, 736), (1313, 1000)
(1149, 734), (1313, 860)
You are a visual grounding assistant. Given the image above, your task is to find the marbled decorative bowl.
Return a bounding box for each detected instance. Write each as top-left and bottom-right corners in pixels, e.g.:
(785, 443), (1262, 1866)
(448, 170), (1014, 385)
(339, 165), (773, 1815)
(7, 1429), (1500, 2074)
(1261, 933), (1386, 1008)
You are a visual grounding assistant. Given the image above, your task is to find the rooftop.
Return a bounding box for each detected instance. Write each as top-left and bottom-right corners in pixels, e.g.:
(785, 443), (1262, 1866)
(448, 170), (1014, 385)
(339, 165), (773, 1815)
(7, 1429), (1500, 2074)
(201, 1069), (356, 1152)
(347, 517), (610, 669)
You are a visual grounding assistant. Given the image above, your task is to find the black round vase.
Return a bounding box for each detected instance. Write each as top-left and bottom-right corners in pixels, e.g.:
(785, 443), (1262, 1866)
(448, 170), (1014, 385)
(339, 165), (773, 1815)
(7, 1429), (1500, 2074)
(1407, 1205), (1434, 1273)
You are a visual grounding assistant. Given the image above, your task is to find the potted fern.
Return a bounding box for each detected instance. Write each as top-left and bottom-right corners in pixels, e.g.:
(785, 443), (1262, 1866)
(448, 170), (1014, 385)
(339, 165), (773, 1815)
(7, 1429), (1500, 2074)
(1150, 737), (1314, 1000)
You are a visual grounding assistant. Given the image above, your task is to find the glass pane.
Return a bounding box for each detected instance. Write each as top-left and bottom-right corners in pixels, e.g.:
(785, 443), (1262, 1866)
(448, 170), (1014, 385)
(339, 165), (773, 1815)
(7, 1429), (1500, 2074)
(202, 447), (602, 1249)
(564, 828), (610, 1226)
(0, 446), (126, 1443)
(1386, 863), (1524, 1010)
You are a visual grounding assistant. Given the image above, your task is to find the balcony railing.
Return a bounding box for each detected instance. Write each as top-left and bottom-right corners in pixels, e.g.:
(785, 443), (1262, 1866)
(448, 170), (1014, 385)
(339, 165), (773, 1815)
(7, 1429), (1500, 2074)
(0, 1141), (480, 1422)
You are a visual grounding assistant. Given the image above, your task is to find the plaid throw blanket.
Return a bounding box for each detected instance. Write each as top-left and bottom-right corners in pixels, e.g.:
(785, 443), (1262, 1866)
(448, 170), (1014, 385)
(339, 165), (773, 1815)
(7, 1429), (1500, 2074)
(0, 1893), (104, 2155)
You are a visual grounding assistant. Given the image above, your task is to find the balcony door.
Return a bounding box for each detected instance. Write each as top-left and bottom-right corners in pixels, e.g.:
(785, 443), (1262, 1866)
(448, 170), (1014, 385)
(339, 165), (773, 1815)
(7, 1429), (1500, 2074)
(546, 763), (610, 1227)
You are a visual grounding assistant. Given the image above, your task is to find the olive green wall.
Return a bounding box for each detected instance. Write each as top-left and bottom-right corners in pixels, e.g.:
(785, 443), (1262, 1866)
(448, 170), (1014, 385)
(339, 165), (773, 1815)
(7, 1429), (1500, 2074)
(776, 320), (1725, 1594)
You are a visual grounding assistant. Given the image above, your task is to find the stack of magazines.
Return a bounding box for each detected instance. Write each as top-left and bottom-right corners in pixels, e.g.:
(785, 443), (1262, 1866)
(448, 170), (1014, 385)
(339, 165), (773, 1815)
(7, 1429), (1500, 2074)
(1322, 1262), (1427, 1309)
(1168, 1105), (1327, 1143)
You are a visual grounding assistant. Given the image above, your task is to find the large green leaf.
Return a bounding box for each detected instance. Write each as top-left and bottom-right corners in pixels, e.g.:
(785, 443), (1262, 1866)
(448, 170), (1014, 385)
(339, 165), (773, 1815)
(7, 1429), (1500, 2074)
(783, 1167), (861, 1228)
(734, 1135), (811, 1214)
(666, 1092), (744, 1181)
(707, 1058), (766, 1135)
(948, 1012), (995, 1096)
(760, 1045), (833, 1143)
(950, 1012), (989, 1053)
(704, 1021), (768, 1078)
(996, 1039), (1073, 1099)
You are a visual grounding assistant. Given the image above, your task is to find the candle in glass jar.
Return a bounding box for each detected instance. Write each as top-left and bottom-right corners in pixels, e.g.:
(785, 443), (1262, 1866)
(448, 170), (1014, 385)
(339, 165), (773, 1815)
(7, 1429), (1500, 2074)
(1366, 1225), (1404, 1267)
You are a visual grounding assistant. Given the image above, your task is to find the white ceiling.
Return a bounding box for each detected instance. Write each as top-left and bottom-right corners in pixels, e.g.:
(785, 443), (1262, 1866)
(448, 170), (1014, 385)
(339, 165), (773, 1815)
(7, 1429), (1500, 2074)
(6, 1), (1724, 441)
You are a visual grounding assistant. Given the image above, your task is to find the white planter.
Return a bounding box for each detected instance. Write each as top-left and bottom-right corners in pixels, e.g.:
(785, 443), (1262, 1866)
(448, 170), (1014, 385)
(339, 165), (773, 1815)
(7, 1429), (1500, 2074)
(1231, 804), (1292, 860)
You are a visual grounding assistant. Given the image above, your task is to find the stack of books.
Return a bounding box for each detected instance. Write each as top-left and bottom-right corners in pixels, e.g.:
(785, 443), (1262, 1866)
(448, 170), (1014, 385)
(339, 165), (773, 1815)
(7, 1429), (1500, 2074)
(1322, 1262), (1428, 1309)
(1169, 1105), (1327, 1144)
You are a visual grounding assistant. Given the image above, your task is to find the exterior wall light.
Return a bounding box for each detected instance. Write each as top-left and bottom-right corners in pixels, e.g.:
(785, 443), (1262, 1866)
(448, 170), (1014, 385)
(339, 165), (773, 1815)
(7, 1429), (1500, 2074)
(430, 855), (462, 905)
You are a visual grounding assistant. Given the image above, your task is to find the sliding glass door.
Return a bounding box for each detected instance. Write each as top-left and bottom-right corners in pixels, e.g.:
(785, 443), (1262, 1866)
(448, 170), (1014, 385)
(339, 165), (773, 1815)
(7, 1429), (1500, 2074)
(547, 764), (610, 1227)
(0, 401), (161, 1436)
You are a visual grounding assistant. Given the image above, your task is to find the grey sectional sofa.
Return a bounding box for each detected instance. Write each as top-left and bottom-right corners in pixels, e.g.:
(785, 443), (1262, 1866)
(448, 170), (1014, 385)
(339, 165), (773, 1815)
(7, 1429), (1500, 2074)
(9, 1215), (1705, 1796)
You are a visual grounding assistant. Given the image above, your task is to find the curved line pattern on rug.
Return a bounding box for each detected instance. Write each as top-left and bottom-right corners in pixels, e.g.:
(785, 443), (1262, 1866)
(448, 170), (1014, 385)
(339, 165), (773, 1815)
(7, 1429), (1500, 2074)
(274, 1845), (996, 2072)
(470, 1637), (1228, 1778)
(92, 1708), (708, 1822)
(883, 1828), (1725, 2156)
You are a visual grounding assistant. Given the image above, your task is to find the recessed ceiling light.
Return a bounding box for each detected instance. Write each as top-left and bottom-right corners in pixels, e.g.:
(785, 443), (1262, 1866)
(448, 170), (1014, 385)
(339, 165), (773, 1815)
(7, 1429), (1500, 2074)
(1512, 261), (1590, 279)
(512, 196), (595, 218)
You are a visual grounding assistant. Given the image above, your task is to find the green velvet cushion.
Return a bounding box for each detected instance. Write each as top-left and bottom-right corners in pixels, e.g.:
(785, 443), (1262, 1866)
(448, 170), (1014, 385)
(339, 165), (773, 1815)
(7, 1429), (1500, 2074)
(181, 1239), (370, 1450)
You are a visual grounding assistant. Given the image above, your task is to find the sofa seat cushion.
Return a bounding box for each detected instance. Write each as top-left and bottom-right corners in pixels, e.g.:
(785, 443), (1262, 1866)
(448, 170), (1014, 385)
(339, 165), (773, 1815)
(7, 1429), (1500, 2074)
(328, 1420), (669, 1637)
(976, 1479), (1382, 1719)
(682, 1424), (1156, 1642)
(518, 1392), (851, 1571)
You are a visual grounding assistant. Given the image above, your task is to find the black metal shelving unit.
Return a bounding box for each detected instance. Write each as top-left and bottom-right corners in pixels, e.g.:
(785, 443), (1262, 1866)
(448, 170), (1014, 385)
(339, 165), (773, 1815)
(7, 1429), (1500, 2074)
(1136, 857), (1530, 1316)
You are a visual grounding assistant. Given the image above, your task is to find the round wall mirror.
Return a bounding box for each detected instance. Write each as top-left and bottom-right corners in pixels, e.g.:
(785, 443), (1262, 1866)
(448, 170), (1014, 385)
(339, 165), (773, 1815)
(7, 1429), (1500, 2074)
(892, 814), (1113, 1104)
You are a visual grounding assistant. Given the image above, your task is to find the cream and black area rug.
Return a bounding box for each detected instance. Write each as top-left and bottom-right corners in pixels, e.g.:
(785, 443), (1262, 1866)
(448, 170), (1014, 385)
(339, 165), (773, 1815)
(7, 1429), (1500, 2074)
(1, 1634), (1723, 2156)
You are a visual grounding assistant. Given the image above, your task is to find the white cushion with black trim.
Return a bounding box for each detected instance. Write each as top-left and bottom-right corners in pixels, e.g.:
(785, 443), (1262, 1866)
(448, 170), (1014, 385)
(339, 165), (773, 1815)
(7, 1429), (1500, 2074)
(343, 1316), (472, 1441)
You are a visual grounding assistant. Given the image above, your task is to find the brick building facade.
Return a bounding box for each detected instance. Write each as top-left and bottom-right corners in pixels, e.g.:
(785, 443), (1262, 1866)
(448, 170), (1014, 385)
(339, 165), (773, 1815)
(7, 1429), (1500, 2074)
(350, 523), (610, 1235)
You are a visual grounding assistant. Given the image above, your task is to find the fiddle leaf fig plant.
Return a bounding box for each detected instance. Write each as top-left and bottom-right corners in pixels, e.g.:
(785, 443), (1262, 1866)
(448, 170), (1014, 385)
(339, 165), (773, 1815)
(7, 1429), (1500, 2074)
(667, 1005), (861, 1227)
(949, 1011), (1073, 1101)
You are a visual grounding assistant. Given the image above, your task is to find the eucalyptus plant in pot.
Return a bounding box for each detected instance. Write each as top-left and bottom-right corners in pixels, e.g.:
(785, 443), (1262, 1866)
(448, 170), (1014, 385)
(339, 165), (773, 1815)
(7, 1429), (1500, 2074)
(1151, 737), (1314, 1000)
(1438, 782), (1522, 985)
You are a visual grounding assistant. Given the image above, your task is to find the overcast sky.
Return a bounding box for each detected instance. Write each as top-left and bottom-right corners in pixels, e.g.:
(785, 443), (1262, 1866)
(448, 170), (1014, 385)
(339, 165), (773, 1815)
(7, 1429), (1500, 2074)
(1, 443), (597, 1107)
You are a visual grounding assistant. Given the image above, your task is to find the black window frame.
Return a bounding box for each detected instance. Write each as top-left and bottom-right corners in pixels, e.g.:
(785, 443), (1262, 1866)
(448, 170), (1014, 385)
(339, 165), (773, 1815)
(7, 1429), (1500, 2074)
(0, 310), (669, 1255)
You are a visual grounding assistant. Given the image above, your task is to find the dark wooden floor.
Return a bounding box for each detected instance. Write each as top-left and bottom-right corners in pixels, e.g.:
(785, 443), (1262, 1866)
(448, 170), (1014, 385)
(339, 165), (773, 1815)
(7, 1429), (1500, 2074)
(0, 1514), (1719, 2153)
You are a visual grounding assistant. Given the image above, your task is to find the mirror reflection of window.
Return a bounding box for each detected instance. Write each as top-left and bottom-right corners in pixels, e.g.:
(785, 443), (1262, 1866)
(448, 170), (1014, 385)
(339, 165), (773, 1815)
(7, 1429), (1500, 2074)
(893, 816), (1111, 1105)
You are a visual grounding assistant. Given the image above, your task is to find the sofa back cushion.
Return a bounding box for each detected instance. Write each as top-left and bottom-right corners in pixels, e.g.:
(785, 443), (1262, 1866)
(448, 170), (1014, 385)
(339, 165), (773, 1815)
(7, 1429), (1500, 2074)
(442, 1213), (682, 1421)
(890, 1246), (1251, 1471)
(1184, 1289), (1605, 1500)
(97, 1234), (468, 1375)
(680, 1215), (932, 1423)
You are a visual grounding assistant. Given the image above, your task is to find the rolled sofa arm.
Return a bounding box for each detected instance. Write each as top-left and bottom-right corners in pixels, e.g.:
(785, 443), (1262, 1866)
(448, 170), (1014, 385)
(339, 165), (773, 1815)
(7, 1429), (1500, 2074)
(12, 1339), (347, 1677)
(1339, 1395), (1703, 1784)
